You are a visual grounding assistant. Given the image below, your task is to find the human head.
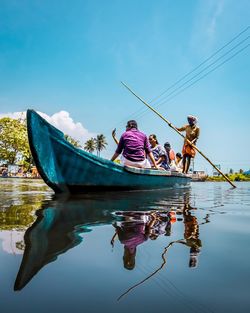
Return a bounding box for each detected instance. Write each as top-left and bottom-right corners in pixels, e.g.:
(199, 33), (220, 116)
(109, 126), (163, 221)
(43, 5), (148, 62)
(149, 134), (159, 147)
(176, 152), (182, 160)
(189, 246), (200, 268)
(164, 142), (171, 150)
(123, 246), (136, 270)
(187, 115), (197, 126)
(149, 233), (158, 240)
(126, 120), (138, 130)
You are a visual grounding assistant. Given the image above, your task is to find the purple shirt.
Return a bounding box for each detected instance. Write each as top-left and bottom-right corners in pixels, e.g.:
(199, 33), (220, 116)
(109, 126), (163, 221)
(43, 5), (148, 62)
(117, 223), (148, 253)
(116, 128), (151, 162)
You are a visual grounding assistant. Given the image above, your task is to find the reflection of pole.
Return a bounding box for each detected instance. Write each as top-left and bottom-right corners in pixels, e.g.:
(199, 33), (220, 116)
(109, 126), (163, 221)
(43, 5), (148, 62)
(117, 240), (183, 301)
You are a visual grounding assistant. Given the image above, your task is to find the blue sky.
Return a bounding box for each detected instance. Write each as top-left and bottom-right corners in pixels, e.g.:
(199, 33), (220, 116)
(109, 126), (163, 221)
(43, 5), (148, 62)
(0, 0), (249, 173)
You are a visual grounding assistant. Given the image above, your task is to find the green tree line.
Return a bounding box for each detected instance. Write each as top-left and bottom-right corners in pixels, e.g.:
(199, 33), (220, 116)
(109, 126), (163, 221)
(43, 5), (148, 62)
(0, 117), (31, 169)
(0, 117), (108, 170)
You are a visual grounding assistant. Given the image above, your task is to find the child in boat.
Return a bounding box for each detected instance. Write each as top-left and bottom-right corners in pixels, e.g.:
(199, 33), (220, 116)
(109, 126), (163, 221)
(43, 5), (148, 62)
(170, 152), (183, 172)
(175, 152), (183, 172)
(164, 142), (176, 170)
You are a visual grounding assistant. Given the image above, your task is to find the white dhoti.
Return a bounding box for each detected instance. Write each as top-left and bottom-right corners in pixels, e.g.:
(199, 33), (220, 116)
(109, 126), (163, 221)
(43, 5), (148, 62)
(120, 155), (151, 168)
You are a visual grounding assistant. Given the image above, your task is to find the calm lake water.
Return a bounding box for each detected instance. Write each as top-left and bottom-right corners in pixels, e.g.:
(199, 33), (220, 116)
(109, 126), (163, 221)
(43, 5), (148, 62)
(0, 178), (249, 313)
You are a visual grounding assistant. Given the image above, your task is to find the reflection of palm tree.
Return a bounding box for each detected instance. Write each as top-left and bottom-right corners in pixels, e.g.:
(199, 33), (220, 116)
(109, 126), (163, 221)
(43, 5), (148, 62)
(95, 134), (107, 157)
(84, 138), (96, 153)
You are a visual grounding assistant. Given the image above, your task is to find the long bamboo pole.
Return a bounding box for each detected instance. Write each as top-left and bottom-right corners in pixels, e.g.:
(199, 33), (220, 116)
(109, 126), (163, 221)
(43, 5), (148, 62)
(121, 81), (236, 188)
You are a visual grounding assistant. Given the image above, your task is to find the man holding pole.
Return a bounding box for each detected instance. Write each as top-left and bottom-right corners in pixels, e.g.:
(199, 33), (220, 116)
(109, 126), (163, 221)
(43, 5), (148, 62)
(176, 115), (200, 174)
(121, 81), (236, 188)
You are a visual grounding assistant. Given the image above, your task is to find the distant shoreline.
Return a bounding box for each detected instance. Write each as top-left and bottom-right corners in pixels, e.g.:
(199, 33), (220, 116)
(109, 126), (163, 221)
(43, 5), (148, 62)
(205, 174), (250, 182)
(1, 175), (250, 183)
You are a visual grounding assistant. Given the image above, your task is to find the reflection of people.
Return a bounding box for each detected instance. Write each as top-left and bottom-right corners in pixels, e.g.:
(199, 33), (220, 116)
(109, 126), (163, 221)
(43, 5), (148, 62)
(111, 218), (150, 270)
(110, 120), (158, 169)
(176, 115), (200, 174)
(148, 211), (176, 239)
(182, 204), (202, 268)
(111, 210), (176, 269)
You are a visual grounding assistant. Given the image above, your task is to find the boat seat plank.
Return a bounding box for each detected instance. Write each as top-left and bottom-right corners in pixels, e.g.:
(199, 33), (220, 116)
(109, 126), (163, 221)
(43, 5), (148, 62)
(124, 166), (171, 176)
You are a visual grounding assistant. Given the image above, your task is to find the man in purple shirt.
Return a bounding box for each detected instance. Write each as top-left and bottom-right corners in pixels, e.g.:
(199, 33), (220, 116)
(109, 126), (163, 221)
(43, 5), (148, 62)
(110, 120), (158, 168)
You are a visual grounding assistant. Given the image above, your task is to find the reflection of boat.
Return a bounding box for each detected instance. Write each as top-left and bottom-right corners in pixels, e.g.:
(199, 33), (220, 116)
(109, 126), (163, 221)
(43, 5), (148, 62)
(27, 109), (191, 193)
(14, 189), (188, 291)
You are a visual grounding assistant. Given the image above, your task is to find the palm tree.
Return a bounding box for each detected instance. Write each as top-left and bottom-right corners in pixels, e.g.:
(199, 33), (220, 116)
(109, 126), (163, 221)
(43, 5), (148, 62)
(65, 134), (81, 148)
(84, 138), (96, 154)
(95, 134), (107, 157)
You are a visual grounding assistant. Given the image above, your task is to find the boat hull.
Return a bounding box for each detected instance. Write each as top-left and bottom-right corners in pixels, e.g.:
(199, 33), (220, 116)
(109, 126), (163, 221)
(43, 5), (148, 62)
(27, 110), (191, 193)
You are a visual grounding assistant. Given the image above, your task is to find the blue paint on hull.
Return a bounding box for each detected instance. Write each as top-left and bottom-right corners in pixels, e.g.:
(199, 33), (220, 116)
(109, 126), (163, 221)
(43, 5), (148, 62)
(27, 110), (191, 193)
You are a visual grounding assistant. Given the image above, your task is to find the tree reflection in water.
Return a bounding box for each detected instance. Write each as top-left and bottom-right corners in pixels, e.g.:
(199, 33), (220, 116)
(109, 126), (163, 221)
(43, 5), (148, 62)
(0, 178), (52, 255)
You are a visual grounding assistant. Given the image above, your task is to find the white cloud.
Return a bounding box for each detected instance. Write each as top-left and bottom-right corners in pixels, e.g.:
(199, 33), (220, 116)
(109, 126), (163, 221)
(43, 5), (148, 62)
(0, 230), (25, 255)
(207, 0), (224, 38)
(0, 110), (96, 145)
(190, 0), (225, 54)
(0, 111), (26, 120)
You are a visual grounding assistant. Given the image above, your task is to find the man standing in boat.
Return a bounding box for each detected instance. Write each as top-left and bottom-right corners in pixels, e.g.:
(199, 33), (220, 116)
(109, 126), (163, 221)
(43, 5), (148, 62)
(176, 115), (200, 174)
(110, 120), (158, 169)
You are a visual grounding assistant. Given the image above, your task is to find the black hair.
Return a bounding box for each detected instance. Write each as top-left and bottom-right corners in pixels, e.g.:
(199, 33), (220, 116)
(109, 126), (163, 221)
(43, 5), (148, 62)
(164, 142), (171, 149)
(126, 120), (138, 129)
(149, 134), (159, 144)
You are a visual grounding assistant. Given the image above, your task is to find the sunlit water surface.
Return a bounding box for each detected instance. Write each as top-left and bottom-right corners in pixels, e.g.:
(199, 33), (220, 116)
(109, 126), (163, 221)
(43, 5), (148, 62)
(0, 178), (249, 313)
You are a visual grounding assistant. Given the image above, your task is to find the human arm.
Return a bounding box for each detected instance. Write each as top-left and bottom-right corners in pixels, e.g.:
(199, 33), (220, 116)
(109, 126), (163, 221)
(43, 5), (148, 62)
(110, 230), (118, 247)
(156, 155), (165, 166)
(145, 212), (158, 235)
(111, 152), (120, 162)
(176, 125), (187, 132)
(112, 128), (119, 145)
(192, 127), (200, 144)
(111, 134), (124, 161)
(144, 136), (158, 168)
(148, 152), (158, 169)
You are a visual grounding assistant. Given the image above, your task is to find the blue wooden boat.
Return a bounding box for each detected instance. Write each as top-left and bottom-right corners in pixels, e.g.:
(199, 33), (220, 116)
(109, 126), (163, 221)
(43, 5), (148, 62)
(27, 109), (191, 193)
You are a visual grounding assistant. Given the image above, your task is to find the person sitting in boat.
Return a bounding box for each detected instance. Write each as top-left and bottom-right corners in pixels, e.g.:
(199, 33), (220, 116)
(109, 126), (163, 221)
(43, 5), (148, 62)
(171, 152), (184, 172)
(1, 167), (8, 177)
(148, 134), (170, 170)
(164, 142), (176, 170)
(175, 152), (184, 172)
(176, 115), (200, 174)
(110, 120), (158, 169)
